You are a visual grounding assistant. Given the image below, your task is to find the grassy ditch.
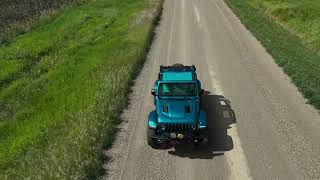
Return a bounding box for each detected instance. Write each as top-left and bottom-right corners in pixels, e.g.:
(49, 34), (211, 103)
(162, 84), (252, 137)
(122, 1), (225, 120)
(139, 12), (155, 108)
(225, 0), (320, 110)
(0, 0), (162, 178)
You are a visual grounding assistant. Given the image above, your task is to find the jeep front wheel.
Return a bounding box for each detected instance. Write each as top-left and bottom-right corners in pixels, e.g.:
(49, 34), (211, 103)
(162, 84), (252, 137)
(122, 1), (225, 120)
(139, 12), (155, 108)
(147, 128), (160, 149)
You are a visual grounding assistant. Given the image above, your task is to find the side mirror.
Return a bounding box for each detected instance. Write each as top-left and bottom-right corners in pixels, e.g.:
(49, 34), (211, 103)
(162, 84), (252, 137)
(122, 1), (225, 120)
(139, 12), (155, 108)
(151, 89), (156, 96)
(200, 89), (204, 95)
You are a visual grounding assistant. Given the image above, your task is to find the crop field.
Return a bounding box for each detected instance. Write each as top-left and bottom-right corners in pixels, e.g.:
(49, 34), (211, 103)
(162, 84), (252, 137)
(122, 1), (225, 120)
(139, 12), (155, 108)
(0, 0), (83, 41)
(0, 0), (162, 178)
(225, 0), (320, 109)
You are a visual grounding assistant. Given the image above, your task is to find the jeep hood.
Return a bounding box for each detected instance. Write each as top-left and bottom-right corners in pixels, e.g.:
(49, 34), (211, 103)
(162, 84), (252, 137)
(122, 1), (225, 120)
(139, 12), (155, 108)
(156, 98), (199, 124)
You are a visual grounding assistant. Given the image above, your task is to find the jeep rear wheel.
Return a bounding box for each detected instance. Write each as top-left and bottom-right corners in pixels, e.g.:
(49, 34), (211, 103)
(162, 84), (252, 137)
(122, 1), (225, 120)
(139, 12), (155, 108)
(147, 128), (160, 149)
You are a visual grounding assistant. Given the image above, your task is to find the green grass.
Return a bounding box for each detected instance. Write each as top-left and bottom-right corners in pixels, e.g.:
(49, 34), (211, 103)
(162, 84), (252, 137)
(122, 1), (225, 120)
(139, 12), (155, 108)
(248, 0), (320, 52)
(224, 0), (320, 109)
(0, 0), (162, 178)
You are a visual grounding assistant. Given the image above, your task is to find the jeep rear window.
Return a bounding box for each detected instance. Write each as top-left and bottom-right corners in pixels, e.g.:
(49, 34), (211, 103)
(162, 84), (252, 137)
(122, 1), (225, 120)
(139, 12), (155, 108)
(158, 83), (197, 96)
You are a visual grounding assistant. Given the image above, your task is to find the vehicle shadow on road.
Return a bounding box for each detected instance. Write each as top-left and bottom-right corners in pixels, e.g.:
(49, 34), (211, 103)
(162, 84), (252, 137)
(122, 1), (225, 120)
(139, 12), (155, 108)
(168, 91), (236, 159)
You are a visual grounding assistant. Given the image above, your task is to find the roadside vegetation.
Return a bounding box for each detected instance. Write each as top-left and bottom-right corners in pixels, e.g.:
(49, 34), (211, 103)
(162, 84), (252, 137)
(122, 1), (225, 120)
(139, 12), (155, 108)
(225, 0), (320, 110)
(0, 0), (162, 178)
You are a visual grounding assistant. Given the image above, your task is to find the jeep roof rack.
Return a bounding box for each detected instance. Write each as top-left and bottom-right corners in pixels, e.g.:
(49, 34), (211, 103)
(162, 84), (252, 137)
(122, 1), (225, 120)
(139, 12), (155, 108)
(159, 64), (196, 73)
(158, 64), (197, 81)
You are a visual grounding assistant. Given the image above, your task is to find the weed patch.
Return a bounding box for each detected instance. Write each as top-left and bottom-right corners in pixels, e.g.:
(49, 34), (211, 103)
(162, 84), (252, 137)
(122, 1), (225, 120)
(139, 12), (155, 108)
(0, 0), (163, 178)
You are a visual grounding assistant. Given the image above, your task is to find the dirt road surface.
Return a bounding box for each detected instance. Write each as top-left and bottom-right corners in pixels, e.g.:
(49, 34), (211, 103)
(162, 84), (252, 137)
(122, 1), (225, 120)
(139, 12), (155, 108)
(103, 0), (320, 179)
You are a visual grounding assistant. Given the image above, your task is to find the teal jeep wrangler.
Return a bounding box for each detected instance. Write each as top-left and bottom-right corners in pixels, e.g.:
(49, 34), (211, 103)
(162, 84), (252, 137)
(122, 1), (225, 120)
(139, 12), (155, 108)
(147, 64), (208, 148)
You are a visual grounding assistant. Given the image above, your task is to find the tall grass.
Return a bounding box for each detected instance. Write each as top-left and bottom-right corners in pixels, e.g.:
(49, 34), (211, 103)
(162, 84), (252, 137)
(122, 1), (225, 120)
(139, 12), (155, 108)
(225, 0), (320, 110)
(0, 0), (163, 178)
(248, 0), (320, 53)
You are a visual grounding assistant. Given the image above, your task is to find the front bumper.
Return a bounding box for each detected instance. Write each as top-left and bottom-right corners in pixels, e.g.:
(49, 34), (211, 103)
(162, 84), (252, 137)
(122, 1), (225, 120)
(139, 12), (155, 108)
(150, 131), (208, 144)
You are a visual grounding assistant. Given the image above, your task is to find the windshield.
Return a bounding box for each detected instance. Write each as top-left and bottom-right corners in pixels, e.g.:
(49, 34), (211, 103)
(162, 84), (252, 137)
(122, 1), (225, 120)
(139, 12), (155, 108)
(159, 83), (197, 96)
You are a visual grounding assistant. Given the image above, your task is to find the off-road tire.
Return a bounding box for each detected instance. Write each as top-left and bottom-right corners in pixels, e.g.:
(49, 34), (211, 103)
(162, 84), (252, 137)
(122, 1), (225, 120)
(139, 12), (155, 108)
(147, 128), (161, 149)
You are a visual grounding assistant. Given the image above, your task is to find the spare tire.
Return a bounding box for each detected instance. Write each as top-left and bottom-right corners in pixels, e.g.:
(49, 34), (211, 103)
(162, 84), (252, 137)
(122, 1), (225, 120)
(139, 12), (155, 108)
(171, 63), (184, 67)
